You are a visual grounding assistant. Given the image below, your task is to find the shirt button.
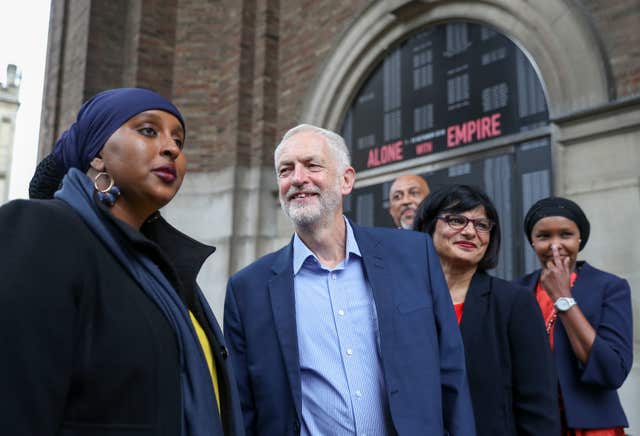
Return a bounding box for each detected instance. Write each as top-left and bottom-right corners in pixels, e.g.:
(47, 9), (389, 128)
(338, 309), (345, 316)
(355, 390), (362, 398)
(346, 348), (353, 356)
(331, 273), (337, 280)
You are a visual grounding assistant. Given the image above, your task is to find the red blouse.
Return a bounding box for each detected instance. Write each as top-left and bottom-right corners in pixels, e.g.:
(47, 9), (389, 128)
(453, 302), (464, 325)
(534, 273), (577, 350)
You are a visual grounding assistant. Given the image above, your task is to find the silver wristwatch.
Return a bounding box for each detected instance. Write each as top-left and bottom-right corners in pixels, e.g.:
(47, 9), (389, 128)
(554, 297), (577, 312)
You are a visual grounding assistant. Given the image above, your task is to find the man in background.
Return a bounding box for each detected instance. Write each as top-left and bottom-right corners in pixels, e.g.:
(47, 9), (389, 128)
(388, 173), (430, 229)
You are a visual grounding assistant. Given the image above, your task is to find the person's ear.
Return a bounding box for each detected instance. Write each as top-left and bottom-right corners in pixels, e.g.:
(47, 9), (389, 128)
(341, 166), (356, 195)
(89, 155), (105, 172)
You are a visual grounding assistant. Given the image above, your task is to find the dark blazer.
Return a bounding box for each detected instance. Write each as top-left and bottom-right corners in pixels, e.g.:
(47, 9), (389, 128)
(516, 262), (632, 429)
(461, 271), (559, 436)
(0, 199), (244, 436)
(224, 223), (476, 436)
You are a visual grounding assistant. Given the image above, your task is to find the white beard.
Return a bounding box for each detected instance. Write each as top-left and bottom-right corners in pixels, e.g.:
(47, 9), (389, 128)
(280, 179), (342, 227)
(399, 218), (414, 230)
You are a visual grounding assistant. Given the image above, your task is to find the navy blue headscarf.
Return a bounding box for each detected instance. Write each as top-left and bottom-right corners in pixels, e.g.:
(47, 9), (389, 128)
(30, 88), (185, 199)
(54, 87), (185, 171)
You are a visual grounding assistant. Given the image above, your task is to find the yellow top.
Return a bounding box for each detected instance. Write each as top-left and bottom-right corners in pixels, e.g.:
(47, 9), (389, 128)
(189, 311), (221, 412)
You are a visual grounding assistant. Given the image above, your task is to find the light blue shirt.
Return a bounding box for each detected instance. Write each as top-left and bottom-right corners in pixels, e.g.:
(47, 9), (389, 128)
(293, 218), (391, 436)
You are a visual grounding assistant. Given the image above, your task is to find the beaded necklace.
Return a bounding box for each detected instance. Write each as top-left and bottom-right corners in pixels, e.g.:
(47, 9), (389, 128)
(546, 311), (558, 335)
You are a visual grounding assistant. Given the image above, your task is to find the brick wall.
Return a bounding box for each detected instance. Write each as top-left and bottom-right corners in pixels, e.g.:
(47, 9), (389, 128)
(85, 0), (129, 98)
(276, 0), (370, 136)
(581, 0), (640, 99)
(39, 0), (640, 164)
(135, 0), (179, 97)
(172, 0), (238, 172)
(39, 0), (91, 158)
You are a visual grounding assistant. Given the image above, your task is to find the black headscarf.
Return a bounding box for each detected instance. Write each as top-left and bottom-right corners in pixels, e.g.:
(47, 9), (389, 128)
(524, 196), (590, 251)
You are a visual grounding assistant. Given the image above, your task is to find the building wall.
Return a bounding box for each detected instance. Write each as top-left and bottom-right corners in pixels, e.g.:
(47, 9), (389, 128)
(585, 0), (640, 98)
(39, 0), (640, 429)
(0, 64), (21, 204)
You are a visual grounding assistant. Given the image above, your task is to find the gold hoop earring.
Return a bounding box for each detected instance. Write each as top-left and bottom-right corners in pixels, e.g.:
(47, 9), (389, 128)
(94, 172), (114, 193)
(93, 172), (120, 207)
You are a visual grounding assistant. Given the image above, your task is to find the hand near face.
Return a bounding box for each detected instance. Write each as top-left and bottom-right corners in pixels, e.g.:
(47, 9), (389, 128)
(540, 244), (572, 301)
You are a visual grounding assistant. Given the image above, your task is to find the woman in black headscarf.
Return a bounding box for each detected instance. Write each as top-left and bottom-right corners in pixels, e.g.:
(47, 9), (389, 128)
(0, 88), (243, 436)
(516, 196), (633, 436)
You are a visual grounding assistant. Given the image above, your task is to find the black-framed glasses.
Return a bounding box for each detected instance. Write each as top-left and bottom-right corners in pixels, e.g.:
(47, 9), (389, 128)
(437, 214), (495, 233)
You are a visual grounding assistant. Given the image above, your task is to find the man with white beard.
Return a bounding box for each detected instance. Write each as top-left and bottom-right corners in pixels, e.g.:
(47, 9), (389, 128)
(223, 124), (475, 436)
(388, 173), (430, 229)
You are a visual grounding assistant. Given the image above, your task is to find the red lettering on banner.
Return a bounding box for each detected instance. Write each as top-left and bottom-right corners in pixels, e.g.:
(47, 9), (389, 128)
(491, 113), (501, 136)
(447, 113), (502, 148)
(415, 141), (433, 155)
(466, 121), (476, 142)
(366, 140), (404, 168)
(481, 116), (491, 138)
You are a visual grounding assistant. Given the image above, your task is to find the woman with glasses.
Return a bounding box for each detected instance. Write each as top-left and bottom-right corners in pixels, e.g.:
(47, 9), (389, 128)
(413, 184), (559, 436)
(516, 197), (632, 435)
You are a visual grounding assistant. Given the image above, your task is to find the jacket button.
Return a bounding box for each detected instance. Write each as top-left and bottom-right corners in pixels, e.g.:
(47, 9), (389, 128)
(221, 346), (229, 359)
(294, 419), (300, 433)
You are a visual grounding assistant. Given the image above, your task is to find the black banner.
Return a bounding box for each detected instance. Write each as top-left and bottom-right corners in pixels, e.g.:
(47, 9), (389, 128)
(341, 23), (548, 171)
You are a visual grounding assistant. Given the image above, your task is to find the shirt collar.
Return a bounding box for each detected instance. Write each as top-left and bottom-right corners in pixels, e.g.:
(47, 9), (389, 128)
(292, 217), (361, 274)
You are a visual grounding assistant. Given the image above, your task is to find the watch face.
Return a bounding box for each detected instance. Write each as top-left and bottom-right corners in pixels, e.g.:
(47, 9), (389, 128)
(555, 297), (575, 311)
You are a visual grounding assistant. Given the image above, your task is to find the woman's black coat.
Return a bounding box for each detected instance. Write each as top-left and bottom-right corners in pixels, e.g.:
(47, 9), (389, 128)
(460, 271), (560, 436)
(0, 198), (244, 436)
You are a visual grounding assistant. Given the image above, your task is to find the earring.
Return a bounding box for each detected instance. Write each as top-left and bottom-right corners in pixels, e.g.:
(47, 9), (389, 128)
(94, 172), (121, 207)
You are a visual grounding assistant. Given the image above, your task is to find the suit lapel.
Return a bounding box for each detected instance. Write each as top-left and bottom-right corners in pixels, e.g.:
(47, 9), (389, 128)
(567, 261), (595, 316)
(460, 271), (491, 347)
(268, 243), (302, 419)
(518, 270), (541, 293)
(351, 225), (393, 355)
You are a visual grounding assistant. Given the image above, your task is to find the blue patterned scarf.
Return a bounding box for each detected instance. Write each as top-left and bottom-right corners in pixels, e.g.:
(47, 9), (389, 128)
(55, 168), (222, 436)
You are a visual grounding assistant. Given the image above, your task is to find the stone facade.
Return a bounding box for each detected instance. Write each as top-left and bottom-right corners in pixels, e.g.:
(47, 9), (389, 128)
(39, 0), (640, 429)
(0, 64), (20, 204)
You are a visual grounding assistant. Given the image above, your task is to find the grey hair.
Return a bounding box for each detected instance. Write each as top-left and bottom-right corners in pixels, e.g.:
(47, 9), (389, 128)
(274, 124), (351, 173)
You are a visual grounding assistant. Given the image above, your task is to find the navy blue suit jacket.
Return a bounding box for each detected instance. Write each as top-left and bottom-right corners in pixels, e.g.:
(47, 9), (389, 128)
(516, 262), (632, 428)
(461, 271), (559, 435)
(224, 223), (476, 435)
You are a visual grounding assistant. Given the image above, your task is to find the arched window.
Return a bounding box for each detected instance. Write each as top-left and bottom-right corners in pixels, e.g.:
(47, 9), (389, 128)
(341, 22), (551, 279)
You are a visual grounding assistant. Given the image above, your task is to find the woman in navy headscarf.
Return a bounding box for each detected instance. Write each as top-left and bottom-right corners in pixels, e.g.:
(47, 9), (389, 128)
(0, 88), (244, 436)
